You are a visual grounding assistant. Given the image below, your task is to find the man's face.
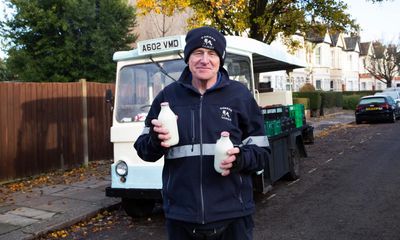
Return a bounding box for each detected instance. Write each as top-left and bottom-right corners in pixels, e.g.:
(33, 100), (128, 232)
(188, 48), (220, 82)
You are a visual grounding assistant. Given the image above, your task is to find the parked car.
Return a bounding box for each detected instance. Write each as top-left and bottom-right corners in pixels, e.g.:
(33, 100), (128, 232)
(375, 90), (400, 102)
(355, 95), (400, 124)
(383, 87), (400, 92)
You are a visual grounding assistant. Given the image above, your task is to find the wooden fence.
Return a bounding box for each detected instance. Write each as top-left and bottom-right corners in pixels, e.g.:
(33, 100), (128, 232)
(0, 81), (115, 182)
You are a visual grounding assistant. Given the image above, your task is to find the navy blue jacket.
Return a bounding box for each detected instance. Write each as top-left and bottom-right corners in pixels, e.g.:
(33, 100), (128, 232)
(134, 66), (270, 224)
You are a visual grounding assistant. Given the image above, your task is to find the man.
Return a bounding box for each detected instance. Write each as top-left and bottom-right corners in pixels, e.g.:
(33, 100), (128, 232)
(134, 26), (270, 240)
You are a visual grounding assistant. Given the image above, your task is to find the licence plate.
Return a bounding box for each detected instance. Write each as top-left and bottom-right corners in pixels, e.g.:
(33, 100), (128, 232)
(366, 107), (381, 111)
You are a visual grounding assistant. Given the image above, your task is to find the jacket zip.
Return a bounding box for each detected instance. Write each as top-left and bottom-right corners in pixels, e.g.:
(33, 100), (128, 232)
(199, 95), (205, 223)
(238, 174), (244, 205)
(191, 110), (195, 152)
(166, 167), (171, 208)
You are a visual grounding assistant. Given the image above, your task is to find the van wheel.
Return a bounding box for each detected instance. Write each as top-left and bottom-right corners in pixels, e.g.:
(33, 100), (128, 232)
(122, 198), (155, 217)
(285, 147), (301, 180)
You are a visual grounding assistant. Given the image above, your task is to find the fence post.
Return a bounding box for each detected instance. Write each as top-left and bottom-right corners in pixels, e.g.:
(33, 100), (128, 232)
(80, 79), (89, 167)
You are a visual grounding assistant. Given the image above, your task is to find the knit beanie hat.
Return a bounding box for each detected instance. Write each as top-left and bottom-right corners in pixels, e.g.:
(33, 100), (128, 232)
(184, 26), (226, 66)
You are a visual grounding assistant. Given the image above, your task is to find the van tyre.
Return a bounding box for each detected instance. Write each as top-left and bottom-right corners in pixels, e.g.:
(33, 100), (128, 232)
(285, 147), (301, 180)
(122, 198), (155, 217)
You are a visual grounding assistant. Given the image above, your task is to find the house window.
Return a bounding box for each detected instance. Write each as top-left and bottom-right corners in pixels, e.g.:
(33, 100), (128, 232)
(349, 55), (352, 69)
(315, 47), (321, 65)
(348, 80), (354, 91)
(262, 76), (271, 82)
(316, 80), (322, 90)
(361, 82), (366, 90)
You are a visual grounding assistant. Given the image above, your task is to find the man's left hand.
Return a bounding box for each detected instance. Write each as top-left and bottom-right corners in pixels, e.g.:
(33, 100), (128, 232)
(220, 147), (240, 176)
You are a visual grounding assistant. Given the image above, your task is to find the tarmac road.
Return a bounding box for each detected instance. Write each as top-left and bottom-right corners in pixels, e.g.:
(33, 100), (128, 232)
(253, 121), (400, 239)
(36, 120), (400, 240)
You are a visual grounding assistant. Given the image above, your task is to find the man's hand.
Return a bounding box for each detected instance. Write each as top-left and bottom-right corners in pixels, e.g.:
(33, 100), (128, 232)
(151, 119), (172, 148)
(220, 147), (240, 176)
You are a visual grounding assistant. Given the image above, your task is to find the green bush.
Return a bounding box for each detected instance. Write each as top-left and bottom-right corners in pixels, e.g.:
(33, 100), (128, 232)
(320, 91), (343, 108)
(343, 91), (375, 97)
(299, 83), (316, 92)
(293, 92), (321, 111)
(293, 97), (310, 109)
(343, 95), (361, 110)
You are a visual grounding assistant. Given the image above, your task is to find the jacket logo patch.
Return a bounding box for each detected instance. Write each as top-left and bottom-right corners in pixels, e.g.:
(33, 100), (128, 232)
(220, 107), (232, 121)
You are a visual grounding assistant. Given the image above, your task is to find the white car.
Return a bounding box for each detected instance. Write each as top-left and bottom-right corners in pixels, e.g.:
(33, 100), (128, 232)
(375, 91), (400, 103)
(382, 87), (400, 98)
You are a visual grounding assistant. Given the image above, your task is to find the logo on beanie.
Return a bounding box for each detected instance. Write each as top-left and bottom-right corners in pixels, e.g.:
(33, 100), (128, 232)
(201, 35), (215, 49)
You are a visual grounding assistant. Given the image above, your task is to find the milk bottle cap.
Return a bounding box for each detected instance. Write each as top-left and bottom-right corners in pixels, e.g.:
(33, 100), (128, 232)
(221, 131), (230, 137)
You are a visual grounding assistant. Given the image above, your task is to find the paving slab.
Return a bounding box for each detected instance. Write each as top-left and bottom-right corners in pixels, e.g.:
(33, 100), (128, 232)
(0, 228), (33, 240)
(70, 178), (110, 189)
(0, 212), (38, 226)
(51, 186), (109, 202)
(0, 222), (19, 235)
(8, 207), (56, 220)
(35, 197), (94, 213)
(0, 205), (15, 214)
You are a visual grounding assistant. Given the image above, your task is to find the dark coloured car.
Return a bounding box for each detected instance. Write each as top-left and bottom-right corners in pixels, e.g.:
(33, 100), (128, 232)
(355, 95), (400, 124)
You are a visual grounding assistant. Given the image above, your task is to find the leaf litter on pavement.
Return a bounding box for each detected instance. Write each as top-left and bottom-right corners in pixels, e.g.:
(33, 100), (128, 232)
(316, 122), (364, 138)
(0, 160), (110, 205)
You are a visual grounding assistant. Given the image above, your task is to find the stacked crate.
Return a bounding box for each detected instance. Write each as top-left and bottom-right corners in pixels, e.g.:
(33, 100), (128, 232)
(288, 104), (305, 128)
(262, 106), (284, 137)
(262, 104), (306, 137)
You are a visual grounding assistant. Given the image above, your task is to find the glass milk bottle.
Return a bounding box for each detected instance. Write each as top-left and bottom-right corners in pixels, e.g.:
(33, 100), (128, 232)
(214, 131), (233, 173)
(158, 102), (179, 146)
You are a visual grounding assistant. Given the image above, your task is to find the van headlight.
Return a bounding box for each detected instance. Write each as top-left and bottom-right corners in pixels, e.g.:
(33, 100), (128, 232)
(115, 161), (128, 177)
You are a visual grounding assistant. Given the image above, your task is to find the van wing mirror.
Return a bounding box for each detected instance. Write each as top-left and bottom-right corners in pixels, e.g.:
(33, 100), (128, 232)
(105, 89), (114, 104)
(105, 89), (114, 112)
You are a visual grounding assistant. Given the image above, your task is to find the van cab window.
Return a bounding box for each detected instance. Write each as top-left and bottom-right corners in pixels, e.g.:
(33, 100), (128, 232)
(116, 59), (186, 122)
(115, 53), (252, 123)
(225, 53), (252, 90)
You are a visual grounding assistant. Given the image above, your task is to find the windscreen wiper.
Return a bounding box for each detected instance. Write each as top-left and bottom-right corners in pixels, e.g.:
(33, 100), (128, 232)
(149, 56), (177, 82)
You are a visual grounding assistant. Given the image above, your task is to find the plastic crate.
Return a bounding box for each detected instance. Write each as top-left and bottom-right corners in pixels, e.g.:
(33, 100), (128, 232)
(289, 104), (304, 119)
(274, 119), (282, 135)
(295, 117), (303, 128)
(281, 116), (295, 132)
(264, 119), (282, 136)
(262, 106), (285, 120)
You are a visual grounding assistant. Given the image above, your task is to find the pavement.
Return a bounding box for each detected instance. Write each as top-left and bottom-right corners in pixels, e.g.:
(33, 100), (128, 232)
(0, 176), (120, 240)
(307, 109), (355, 136)
(0, 109), (355, 240)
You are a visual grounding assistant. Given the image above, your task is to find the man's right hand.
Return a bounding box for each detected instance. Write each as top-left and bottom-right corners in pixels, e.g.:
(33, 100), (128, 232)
(151, 119), (172, 148)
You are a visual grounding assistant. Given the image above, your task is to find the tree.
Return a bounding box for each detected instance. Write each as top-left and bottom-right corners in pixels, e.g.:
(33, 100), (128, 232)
(0, 0), (137, 82)
(136, 0), (190, 37)
(365, 42), (399, 88)
(189, 0), (359, 44)
(0, 58), (10, 81)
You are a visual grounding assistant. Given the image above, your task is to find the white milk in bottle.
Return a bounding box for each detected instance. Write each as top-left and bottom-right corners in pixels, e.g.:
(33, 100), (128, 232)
(214, 131), (234, 173)
(158, 102), (179, 146)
